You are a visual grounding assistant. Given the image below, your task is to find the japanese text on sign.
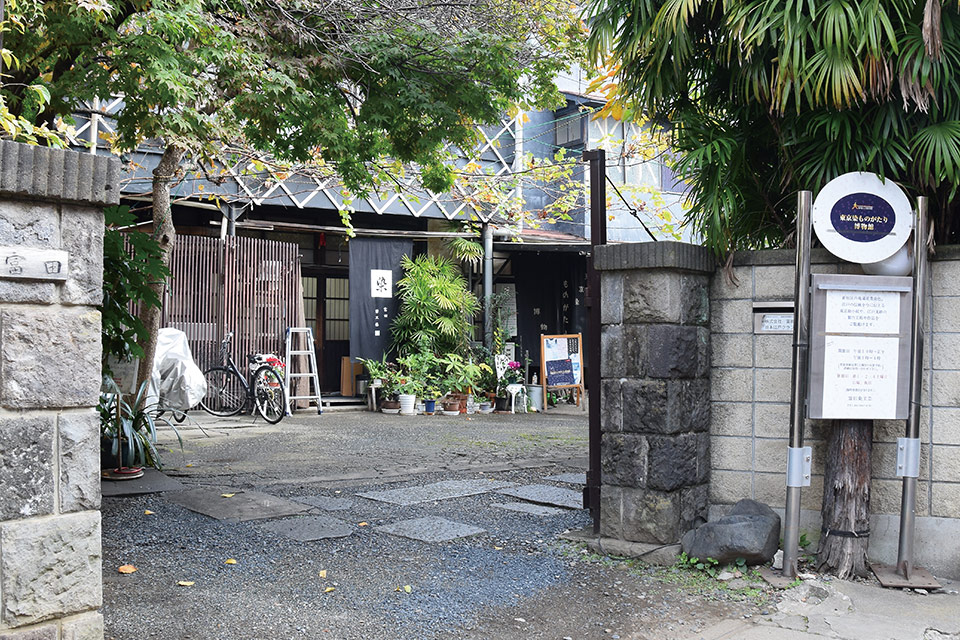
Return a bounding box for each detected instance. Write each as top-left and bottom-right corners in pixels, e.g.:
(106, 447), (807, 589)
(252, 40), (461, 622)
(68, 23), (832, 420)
(821, 335), (899, 419)
(0, 247), (69, 281)
(824, 290), (899, 334)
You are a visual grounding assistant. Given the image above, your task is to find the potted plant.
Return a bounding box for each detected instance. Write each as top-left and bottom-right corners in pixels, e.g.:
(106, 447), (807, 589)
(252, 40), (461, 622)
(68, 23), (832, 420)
(440, 353), (493, 413)
(396, 376), (421, 415)
(99, 379), (184, 477)
(495, 360), (524, 412)
(421, 381), (445, 415)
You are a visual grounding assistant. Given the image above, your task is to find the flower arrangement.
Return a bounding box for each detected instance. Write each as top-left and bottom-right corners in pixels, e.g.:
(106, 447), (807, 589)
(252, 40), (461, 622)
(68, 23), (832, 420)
(497, 360), (523, 396)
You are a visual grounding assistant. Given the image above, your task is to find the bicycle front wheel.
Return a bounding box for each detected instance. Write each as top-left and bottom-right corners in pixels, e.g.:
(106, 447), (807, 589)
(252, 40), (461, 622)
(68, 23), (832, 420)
(253, 365), (286, 424)
(200, 367), (246, 417)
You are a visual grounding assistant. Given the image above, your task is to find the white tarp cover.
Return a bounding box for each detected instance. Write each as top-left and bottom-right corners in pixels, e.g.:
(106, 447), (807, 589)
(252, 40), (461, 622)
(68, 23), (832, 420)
(149, 328), (207, 410)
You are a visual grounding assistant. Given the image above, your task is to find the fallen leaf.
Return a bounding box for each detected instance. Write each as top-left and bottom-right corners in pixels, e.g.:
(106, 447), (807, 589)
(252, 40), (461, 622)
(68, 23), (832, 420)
(177, 581), (195, 587)
(225, 558), (237, 565)
(324, 587), (335, 593)
(358, 522), (368, 527)
(494, 546), (503, 550)
(404, 585), (412, 593)
(318, 570), (327, 578)
(117, 565), (137, 574)
(221, 493), (235, 498)
(185, 463), (194, 467)
(144, 510), (154, 515)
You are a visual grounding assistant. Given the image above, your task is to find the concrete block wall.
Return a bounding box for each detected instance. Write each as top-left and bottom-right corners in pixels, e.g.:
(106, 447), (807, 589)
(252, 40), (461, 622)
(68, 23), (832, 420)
(709, 247), (960, 578)
(0, 141), (117, 639)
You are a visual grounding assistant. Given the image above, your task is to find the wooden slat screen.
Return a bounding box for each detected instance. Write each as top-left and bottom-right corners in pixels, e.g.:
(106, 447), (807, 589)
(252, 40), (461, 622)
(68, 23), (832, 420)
(163, 235), (303, 373)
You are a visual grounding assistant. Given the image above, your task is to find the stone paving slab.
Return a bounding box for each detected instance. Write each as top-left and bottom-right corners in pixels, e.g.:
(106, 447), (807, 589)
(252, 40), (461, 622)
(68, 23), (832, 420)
(543, 472), (586, 485)
(357, 479), (516, 506)
(101, 469), (184, 497)
(258, 516), (354, 541)
(166, 489), (310, 522)
(377, 516), (485, 543)
(495, 484), (583, 510)
(491, 502), (566, 517)
(291, 496), (355, 511)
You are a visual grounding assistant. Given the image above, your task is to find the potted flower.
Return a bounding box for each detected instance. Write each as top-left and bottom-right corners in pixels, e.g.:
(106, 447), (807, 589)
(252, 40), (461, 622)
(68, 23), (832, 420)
(495, 360), (524, 412)
(421, 382), (444, 415)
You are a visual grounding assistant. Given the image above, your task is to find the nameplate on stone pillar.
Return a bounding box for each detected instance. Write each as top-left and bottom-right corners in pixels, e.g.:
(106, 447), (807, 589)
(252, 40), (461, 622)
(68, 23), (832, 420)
(0, 247), (69, 281)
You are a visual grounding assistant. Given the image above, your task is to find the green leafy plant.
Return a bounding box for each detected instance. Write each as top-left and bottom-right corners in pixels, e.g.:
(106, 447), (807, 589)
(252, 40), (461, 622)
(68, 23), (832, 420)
(100, 205), (170, 369)
(440, 353), (492, 395)
(98, 379), (182, 470)
(677, 551), (721, 578)
(391, 255), (480, 356)
(359, 356), (400, 399)
(586, 0), (960, 251)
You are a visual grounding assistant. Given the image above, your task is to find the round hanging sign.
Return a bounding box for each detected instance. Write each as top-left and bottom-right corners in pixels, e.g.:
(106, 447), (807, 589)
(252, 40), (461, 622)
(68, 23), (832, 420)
(812, 172), (912, 264)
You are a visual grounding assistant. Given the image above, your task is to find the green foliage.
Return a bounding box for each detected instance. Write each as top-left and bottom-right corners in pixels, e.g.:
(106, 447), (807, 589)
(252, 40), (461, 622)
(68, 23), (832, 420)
(586, 0), (960, 252)
(5, 0), (584, 197)
(470, 344), (499, 394)
(359, 355), (400, 397)
(676, 551), (721, 577)
(98, 379), (182, 470)
(100, 205), (169, 365)
(391, 254), (480, 356)
(439, 353), (493, 394)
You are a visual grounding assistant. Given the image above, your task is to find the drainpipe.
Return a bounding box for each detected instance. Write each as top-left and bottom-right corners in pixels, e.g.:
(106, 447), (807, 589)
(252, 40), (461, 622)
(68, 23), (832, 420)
(483, 223), (494, 349)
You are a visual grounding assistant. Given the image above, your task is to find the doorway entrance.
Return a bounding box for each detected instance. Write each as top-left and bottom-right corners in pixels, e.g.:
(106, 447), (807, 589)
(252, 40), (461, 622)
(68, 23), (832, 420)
(302, 274), (350, 391)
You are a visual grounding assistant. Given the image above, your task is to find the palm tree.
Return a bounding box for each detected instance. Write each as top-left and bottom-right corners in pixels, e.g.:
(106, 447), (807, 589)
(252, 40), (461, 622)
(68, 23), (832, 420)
(585, 0), (960, 254)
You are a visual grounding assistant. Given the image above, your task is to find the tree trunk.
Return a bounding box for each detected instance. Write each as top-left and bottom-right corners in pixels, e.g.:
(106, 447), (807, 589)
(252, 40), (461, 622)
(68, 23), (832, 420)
(816, 418), (873, 579)
(134, 143), (185, 401)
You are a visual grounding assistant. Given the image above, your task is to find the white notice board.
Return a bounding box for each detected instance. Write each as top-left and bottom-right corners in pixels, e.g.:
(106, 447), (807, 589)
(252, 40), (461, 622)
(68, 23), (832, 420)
(808, 274), (912, 420)
(821, 335), (900, 419)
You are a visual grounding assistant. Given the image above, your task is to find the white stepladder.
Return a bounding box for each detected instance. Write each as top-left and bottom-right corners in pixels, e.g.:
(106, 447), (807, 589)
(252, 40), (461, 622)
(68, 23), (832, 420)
(284, 327), (323, 415)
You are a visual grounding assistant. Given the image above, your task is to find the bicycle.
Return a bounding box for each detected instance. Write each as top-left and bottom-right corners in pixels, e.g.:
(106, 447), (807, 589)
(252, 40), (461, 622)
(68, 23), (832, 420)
(199, 332), (286, 424)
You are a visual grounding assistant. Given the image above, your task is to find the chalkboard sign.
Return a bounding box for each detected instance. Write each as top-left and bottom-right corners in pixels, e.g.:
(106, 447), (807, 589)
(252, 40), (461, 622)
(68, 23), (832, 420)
(540, 333), (584, 407)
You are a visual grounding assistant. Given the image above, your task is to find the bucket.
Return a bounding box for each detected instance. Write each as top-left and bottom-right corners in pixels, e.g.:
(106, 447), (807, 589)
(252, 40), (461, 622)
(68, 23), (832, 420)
(526, 385), (544, 412)
(399, 393), (417, 415)
(356, 379), (369, 398)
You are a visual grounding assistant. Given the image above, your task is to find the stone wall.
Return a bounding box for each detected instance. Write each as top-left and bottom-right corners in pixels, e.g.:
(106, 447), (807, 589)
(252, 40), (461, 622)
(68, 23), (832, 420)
(0, 141), (117, 639)
(596, 243), (714, 545)
(597, 239), (960, 578)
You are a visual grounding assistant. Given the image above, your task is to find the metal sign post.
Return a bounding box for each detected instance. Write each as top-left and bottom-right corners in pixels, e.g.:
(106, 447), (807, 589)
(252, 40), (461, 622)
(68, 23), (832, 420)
(871, 197), (940, 589)
(782, 191), (813, 579)
(788, 173), (939, 588)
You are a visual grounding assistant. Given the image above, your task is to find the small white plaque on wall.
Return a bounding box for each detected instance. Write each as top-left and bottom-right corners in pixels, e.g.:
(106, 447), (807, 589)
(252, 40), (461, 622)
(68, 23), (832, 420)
(0, 247), (69, 281)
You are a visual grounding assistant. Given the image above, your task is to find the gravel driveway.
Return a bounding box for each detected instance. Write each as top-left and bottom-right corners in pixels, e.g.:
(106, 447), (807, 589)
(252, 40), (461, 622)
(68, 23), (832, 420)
(101, 408), (757, 639)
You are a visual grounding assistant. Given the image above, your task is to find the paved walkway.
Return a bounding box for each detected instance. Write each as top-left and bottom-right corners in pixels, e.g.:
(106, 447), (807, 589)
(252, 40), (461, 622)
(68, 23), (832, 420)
(692, 577), (959, 640)
(100, 406), (960, 639)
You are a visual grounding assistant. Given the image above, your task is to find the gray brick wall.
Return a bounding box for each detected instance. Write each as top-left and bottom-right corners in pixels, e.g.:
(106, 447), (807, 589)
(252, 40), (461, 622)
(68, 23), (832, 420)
(0, 141), (114, 639)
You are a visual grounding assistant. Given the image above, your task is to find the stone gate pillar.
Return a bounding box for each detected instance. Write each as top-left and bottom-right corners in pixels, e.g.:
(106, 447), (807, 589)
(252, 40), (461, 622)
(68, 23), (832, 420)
(595, 242), (715, 545)
(0, 141), (117, 639)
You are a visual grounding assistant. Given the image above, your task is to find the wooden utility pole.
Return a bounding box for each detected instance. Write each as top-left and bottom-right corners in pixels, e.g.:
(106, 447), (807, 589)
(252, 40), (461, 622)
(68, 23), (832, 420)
(817, 419), (873, 579)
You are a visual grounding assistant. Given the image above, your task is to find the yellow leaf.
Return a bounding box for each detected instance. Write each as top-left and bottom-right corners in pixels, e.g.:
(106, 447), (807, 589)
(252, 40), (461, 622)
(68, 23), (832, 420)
(221, 493), (235, 498)
(324, 587), (335, 593)
(404, 585), (412, 593)
(185, 463), (193, 467)
(178, 581), (195, 587)
(358, 522), (368, 527)
(225, 559), (237, 565)
(494, 546), (503, 550)
(117, 564), (137, 574)
(318, 570), (327, 578)
(144, 510), (154, 515)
